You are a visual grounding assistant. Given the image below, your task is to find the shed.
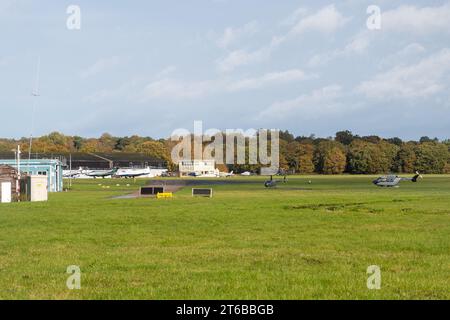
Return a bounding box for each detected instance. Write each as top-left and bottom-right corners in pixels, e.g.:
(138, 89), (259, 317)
(0, 165), (20, 201)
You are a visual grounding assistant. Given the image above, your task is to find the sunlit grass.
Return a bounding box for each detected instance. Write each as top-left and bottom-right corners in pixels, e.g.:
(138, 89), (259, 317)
(0, 175), (449, 299)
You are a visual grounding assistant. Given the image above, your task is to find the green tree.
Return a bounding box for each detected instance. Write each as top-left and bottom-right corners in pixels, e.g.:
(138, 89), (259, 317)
(386, 137), (403, 147)
(395, 143), (417, 173)
(284, 141), (314, 173)
(72, 136), (84, 151)
(335, 130), (357, 146)
(348, 140), (398, 174)
(279, 130), (295, 143)
(314, 141), (346, 174)
(98, 133), (116, 152)
(414, 142), (448, 173)
(136, 140), (171, 165)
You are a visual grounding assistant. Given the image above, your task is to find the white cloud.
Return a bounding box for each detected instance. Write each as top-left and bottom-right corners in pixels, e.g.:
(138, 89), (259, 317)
(382, 3), (450, 34)
(289, 5), (349, 36)
(274, 5), (349, 49)
(141, 78), (217, 100)
(378, 43), (426, 69)
(308, 31), (370, 67)
(85, 79), (140, 104)
(216, 47), (270, 73)
(217, 21), (259, 49)
(343, 33), (370, 54)
(258, 85), (342, 120)
(280, 7), (308, 26)
(80, 56), (121, 78)
(358, 49), (450, 99)
(139, 69), (311, 101)
(156, 65), (177, 78)
(228, 69), (311, 91)
(216, 5), (349, 73)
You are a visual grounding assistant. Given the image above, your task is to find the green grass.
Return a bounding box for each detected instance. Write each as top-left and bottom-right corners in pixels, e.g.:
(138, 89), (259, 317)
(0, 175), (449, 300)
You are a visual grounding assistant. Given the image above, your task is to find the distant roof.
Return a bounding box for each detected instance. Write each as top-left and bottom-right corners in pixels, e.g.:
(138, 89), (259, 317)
(0, 159), (63, 165)
(0, 152), (164, 162)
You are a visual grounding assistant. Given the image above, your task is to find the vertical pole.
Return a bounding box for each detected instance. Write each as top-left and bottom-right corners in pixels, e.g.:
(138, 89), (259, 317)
(17, 145), (21, 201)
(69, 154), (72, 189)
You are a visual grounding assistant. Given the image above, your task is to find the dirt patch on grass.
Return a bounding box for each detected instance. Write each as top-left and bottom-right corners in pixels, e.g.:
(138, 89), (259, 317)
(286, 202), (369, 211)
(147, 179), (259, 187)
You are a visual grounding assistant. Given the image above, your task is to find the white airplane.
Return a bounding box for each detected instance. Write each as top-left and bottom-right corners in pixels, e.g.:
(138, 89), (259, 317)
(219, 171), (234, 178)
(85, 167), (119, 179)
(63, 167), (83, 178)
(241, 171), (252, 176)
(115, 167), (151, 179)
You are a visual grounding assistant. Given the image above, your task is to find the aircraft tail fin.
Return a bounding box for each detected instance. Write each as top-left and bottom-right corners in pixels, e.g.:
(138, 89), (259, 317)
(412, 171), (422, 182)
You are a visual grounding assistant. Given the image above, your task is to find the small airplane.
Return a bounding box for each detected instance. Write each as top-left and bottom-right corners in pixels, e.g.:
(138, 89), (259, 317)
(264, 175), (287, 188)
(63, 167), (83, 178)
(219, 171), (234, 178)
(241, 171), (252, 176)
(115, 167), (151, 179)
(372, 172), (423, 187)
(86, 167), (119, 179)
(188, 172), (203, 177)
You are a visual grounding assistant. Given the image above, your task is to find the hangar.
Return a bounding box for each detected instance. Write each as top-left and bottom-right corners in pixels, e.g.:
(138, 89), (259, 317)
(62, 152), (167, 169)
(0, 165), (20, 202)
(0, 159), (63, 193)
(0, 152), (167, 170)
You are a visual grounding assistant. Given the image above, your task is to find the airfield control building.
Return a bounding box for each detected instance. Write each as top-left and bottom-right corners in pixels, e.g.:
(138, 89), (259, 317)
(178, 160), (216, 177)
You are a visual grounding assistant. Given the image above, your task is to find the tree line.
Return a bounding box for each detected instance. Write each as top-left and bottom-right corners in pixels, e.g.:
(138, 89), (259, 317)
(0, 130), (449, 174)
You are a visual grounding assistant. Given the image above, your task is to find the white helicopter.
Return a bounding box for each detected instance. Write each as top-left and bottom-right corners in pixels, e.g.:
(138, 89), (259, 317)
(372, 172), (423, 187)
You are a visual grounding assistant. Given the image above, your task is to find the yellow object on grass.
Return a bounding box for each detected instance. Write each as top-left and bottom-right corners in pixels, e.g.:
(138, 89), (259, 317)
(157, 192), (173, 199)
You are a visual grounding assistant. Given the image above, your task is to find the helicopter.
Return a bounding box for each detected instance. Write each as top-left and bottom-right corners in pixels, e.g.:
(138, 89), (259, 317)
(372, 172), (422, 187)
(264, 175), (287, 188)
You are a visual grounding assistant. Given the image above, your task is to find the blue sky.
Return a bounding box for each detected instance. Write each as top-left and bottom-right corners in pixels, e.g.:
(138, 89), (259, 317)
(1, 0), (450, 139)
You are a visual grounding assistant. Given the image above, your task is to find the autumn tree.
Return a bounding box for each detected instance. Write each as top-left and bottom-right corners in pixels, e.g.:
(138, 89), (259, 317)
(414, 142), (448, 173)
(335, 130), (357, 146)
(135, 140), (171, 167)
(314, 141), (346, 174)
(347, 140), (398, 174)
(72, 136), (84, 151)
(395, 142), (417, 173)
(284, 141), (314, 173)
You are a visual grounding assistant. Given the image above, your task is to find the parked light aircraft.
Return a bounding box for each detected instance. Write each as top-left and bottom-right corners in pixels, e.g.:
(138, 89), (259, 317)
(85, 167), (119, 179)
(63, 167), (83, 178)
(187, 169), (231, 178)
(115, 167), (151, 179)
(219, 171), (234, 178)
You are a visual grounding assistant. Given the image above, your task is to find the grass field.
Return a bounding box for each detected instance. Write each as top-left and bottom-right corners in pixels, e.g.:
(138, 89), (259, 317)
(0, 175), (449, 300)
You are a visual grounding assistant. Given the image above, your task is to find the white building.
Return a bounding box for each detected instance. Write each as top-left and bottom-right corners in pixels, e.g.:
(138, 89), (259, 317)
(179, 160), (218, 177)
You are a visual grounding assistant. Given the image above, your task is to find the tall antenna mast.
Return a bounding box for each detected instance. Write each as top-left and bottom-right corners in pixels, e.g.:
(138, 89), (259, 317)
(28, 56), (41, 170)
